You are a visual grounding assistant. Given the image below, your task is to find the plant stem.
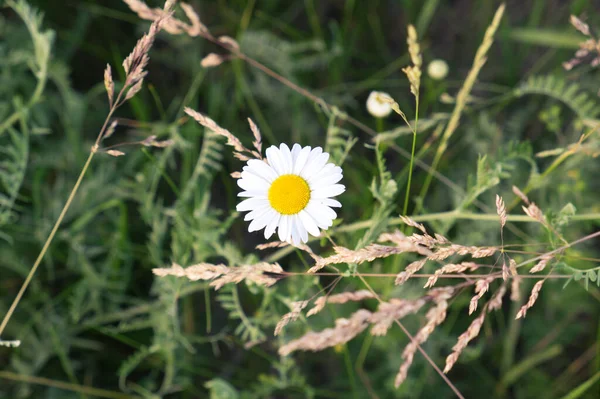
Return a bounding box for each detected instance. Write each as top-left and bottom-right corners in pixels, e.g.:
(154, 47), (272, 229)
(0, 88), (123, 338)
(402, 95), (419, 216)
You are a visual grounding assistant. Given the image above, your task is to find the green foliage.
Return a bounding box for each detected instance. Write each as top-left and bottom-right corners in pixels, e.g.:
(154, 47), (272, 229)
(515, 74), (600, 120)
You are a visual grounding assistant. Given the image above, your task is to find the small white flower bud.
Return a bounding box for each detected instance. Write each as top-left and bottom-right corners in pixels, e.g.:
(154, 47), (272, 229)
(366, 91), (393, 118)
(427, 59), (449, 80)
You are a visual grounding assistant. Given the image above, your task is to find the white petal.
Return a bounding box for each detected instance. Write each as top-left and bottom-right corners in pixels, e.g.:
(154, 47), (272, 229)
(307, 164), (336, 185)
(290, 217), (301, 245)
(238, 191), (267, 198)
(291, 143), (302, 163)
(237, 197), (269, 212)
(300, 152), (329, 179)
(310, 173), (343, 188)
(296, 215), (309, 243)
(248, 208), (275, 232)
(319, 198), (342, 208)
(279, 144), (293, 174)
(292, 146), (312, 174)
(247, 159), (278, 182)
(299, 210), (320, 237)
(237, 174), (270, 192)
(305, 202), (334, 229)
(266, 146), (286, 175)
(264, 213), (281, 239)
(244, 205), (271, 221)
(278, 215), (290, 241)
(312, 184), (345, 199)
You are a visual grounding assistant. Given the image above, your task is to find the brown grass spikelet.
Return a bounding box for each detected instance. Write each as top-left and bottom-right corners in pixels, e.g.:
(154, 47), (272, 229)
(184, 107), (259, 161)
(122, 3), (171, 87)
(563, 15), (600, 70)
(279, 310), (372, 356)
(200, 53), (226, 68)
(153, 262), (283, 290)
(570, 15), (590, 36)
(104, 64), (114, 107)
(395, 259), (428, 285)
(106, 150), (126, 157)
(469, 277), (493, 315)
(399, 215), (428, 234)
(444, 310), (486, 373)
(307, 290), (375, 317)
(516, 280), (545, 319)
(530, 254), (553, 273)
(509, 258), (522, 301)
(307, 243), (426, 273)
(218, 35), (241, 50)
(124, 0), (208, 37)
(496, 194), (506, 229)
(424, 262), (479, 288)
(247, 118), (263, 158)
(502, 261), (509, 281)
(487, 284), (507, 312)
(370, 298), (427, 337)
(275, 301), (309, 336)
(395, 297), (448, 387)
(512, 185), (530, 204)
(402, 25), (422, 97)
(428, 244), (496, 261)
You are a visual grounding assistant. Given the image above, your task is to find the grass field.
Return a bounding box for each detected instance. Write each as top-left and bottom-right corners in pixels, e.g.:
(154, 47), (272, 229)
(1, 0), (600, 398)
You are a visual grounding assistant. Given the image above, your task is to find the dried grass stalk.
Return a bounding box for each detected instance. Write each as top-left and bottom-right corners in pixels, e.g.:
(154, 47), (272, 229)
(279, 310), (372, 356)
(424, 262), (478, 288)
(307, 290), (375, 317)
(395, 259), (428, 285)
(428, 244), (496, 261)
(444, 310), (486, 373)
(468, 277), (493, 315)
(399, 216), (427, 234)
(247, 118), (263, 157)
(275, 301), (309, 336)
(184, 107), (258, 160)
(124, 0), (208, 37)
(516, 280), (544, 319)
(153, 262), (283, 290)
(307, 242), (426, 273)
(370, 298), (427, 336)
(395, 296), (449, 387)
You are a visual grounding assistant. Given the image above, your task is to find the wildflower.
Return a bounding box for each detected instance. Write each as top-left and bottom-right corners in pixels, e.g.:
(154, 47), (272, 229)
(236, 144), (344, 245)
(427, 59), (449, 80)
(366, 91), (393, 118)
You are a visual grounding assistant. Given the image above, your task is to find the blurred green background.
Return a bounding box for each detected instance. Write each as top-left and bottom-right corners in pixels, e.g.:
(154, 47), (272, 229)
(1, 0), (600, 398)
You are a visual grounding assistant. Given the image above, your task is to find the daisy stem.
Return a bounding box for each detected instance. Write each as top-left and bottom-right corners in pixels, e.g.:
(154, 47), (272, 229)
(402, 94), (419, 217)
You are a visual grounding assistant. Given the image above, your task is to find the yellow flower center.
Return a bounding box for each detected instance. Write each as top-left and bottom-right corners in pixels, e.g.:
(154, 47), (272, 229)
(268, 174), (311, 215)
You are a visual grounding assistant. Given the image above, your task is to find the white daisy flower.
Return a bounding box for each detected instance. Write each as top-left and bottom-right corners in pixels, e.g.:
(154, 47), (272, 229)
(366, 91), (393, 118)
(427, 59), (449, 80)
(236, 144), (345, 245)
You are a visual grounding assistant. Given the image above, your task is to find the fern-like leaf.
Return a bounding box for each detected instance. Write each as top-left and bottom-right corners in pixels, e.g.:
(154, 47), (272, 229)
(0, 127), (29, 232)
(515, 75), (600, 120)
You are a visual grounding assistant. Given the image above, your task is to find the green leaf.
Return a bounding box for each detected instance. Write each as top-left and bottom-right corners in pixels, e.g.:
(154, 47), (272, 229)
(559, 371), (600, 399)
(205, 379), (239, 399)
(506, 28), (583, 49)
